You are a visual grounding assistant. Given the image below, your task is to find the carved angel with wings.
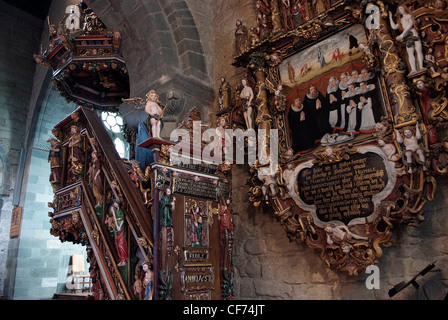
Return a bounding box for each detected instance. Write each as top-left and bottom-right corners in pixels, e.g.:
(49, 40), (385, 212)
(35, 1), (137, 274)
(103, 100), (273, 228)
(122, 89), (167, 139)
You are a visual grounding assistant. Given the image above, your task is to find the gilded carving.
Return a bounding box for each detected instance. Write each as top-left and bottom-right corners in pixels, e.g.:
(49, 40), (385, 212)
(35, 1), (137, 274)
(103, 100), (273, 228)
(230, 0), (447, 275)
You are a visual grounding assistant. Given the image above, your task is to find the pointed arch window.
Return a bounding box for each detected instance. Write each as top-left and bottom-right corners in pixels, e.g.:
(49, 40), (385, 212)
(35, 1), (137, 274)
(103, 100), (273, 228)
(101, 111), (129, 158)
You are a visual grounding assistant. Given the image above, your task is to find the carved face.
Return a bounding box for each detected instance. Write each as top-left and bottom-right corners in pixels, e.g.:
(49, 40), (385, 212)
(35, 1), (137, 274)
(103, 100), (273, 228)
(148, 92), (157, 102)
(416, 80), (425, 91)
(404, 129), (413, 138)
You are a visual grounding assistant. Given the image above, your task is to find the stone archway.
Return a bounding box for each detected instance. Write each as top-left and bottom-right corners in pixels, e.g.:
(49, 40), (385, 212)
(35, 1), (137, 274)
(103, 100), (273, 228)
(87, 0), (215, 134)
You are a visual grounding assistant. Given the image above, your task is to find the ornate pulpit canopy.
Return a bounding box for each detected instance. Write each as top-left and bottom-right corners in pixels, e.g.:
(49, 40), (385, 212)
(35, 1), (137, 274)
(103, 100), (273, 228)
(35, 1), (129, 111)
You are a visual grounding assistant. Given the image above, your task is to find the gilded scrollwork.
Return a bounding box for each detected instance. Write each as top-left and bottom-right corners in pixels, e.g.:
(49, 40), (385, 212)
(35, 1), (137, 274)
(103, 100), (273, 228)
(228, 0), (448, 276)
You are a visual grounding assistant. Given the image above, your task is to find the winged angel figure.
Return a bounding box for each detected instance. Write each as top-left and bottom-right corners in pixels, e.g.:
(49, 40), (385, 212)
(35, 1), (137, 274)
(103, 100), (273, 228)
(122, 89), (167, 139)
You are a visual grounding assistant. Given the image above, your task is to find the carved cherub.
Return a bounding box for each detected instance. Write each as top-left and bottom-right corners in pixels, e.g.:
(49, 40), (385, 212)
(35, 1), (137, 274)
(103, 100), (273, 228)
(395, 123), (427, 173)
(256, 163), (281, 201)
(324, 223), (369, 246)
(378, 137), (399, 161)
(122, 89), (167, 139)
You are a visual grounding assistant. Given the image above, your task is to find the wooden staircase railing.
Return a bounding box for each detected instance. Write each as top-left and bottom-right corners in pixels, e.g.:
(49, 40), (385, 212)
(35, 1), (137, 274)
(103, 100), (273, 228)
(48, 107), (154, 300)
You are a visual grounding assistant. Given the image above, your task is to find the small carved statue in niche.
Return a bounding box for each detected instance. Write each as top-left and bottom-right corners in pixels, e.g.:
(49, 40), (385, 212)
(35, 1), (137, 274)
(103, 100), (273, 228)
(67, 124), (85, 182)
(83, 11), (104, 32)
(395, 123), (427, 173)
(311, 0), (329, 17)
(133, 269), (143, 300)
(48, 22), (58, 51)
(257, 165), (280, 200)
(235, 19), (249, 56)
(159, 188), (174, 228)
(255, 0), (272, 39)
(105, 198), (129, 267)
(87, 150), (104, 210)
(189, 200), (204, 247)
(142, 261), (154, 300)
(219, 197), (234, 236)
(274, 84), (287, 113)
(240, 78), (255, 130)
(424, 47), (439, 77)
(388, 5), (425, 75)
(47, 137), (62, 192)
(292, 0), (308, 27)
(280, 0), (294, 31)
(249, 26), (260, 47)
(282, 162), (295, 187)
(413, 78), (438, 124)
(215, 116), (231, 157)
(219, 76), (231, 111)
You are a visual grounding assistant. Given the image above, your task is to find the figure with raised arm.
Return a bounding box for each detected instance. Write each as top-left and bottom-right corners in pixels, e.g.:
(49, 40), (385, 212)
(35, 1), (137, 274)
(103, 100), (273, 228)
(389, 5), (425, 75)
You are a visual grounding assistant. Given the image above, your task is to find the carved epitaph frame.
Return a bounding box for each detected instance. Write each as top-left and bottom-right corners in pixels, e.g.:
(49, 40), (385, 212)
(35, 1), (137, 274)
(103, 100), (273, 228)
(232, 0), (439, 275)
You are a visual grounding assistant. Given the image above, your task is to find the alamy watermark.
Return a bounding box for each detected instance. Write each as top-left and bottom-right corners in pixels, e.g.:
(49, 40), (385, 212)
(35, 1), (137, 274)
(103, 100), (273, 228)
(365, 265), (380, 289)
(169, 121), (279, 174)
(365, 4), (380, 30)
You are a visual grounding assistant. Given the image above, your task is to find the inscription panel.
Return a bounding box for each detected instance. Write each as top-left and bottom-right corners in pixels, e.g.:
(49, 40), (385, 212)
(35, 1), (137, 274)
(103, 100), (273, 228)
(181, 266), (215, 294)
(173, 175), (217, 200)
(289, 146), (396, 227)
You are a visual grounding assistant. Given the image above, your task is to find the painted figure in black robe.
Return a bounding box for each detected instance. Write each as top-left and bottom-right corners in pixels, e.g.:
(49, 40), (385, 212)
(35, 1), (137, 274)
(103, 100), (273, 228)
(288, 97), (315, 153)
(303, 85), (333, 142)
(326, 75), (343, 129)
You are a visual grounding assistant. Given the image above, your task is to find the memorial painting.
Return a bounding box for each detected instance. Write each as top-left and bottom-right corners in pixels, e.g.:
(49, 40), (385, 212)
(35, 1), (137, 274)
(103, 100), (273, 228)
(185, 198), (209, 248)
(280, 24), (386, 154)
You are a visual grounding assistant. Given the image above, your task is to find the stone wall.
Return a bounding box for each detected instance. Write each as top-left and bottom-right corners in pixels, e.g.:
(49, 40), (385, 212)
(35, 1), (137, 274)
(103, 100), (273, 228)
(87, 0), (215, 136)
(12, 82), (84, 300)
(1, 0), (89, 299)
(0, 1), (44, 297)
